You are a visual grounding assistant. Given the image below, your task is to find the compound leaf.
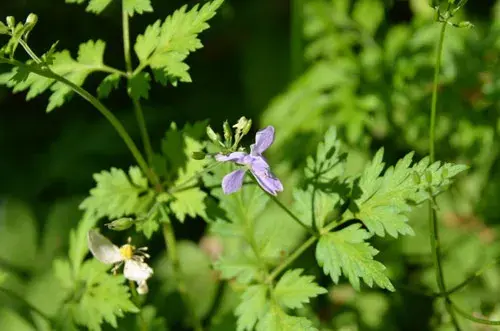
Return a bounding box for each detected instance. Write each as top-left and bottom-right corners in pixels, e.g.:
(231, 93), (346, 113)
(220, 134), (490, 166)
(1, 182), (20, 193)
(274, 269), (327, 309)
(315, 224), (394, 291)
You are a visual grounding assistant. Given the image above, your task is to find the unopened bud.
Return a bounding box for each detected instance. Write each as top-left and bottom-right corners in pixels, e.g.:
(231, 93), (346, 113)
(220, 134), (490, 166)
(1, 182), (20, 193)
(457, 21), (473, 29)
(106, 217), (134, 231)
(192, 151), (206, 160)
(0, 21), (8, 35)
(6, 16), (15, 28)
(25, 13), (37, 25)
(206, 125), (219, 143)
(223, 120), (232, 143)
(242, 119), (252, 135)
(233, 116), (249, 131)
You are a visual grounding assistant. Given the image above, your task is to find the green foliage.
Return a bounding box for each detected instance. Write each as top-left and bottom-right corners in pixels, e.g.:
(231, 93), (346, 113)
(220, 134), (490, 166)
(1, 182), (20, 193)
(0, 40), (108, 111)
(235, 285), (268, 331)
(134, 0), (223, 86)
(256, 304), (318, 331)
(54, 259), (139, 331)
(353, 148), (468, 237)
(65, 0), (153, 16)
(273, 269), (327, 309)
(316, 224), (394, 291)
(80, 166), (154, 219)
(97, 73), (120, 98)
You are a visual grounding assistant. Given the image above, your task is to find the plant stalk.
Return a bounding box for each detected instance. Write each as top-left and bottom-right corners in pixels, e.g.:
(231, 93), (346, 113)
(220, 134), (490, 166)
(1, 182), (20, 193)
(428, 21), (461, 330)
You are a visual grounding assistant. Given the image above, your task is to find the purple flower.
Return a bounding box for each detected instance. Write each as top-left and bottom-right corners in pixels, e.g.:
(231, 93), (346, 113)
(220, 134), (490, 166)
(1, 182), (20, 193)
(216, 126), (283, 195)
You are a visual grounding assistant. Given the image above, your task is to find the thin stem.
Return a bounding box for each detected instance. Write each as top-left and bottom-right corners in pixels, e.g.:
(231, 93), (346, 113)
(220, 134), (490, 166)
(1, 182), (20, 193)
(290, 0), (303, 80)
(160, 207), (204, 331)
(452, 302), (500, 326)
(268, 194), (315, 235)
(122, 8), (133, 74)
(428, 20), (461, 330)
(18, 39), (42, 63)
(0, 286), (55, 328)
(0, 60), (159, 188)
(132, 99), (154, 165)
(268, 236), (317, 282)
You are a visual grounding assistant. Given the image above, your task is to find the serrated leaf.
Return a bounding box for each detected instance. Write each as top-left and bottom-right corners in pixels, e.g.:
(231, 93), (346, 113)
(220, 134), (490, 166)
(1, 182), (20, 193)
(0, 40), (108, 111)
(97, 73), (120, 98)
(123, 0), (153, 16)
(353, 148), (467, 237)
(235, 285), (269, 331)
(215, 252), (262, 284)
(256, 304), (317, 331)
(79, 166), (154, 219)
(293, 188), (340, 229)
(66, 0), (112, 14)
(274, 269), (327, 309)
(315, 224), (394, 291)
(134, 0), (223, 84)
(56, 259), (139, 331)
(127, 72), (151, 100)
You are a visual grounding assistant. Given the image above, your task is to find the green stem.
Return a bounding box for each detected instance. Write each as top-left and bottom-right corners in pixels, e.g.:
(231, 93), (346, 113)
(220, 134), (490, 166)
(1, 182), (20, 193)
(122, 7), (133, 74)
(0, 60), (159, 188)
(132, 98), (154, 165)
(267, 236), (317, 282)
(0, 286), (55, 328)
(428, 20), (461, 331)
(452, 302), (500, 326)
(160, 208), (204, 331)
(268, 194), (315, 235)
(290, 0), (303, 80)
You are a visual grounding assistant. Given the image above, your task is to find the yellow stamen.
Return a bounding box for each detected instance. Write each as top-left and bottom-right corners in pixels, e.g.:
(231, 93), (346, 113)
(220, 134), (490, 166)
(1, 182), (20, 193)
(119, 244), (134, 260)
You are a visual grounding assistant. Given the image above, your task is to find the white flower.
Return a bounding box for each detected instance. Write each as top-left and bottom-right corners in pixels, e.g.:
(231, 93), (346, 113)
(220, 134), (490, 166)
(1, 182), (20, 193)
(87, 229), (153, 295)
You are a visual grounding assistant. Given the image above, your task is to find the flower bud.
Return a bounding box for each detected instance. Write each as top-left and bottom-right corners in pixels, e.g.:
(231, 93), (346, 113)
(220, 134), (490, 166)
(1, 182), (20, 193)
(233, 116), (250, 131)
(0, 21), (8, 35)
(223, 120), (232, 143)
(25, 13), (38, 26)
(457, 21), (473, 29)
(106, 217), (134, 231)
(192, 151), (206, 160)
(242, 119), (252, 135)
(6, 16), (15, 29)
(206, 125), (220, 143)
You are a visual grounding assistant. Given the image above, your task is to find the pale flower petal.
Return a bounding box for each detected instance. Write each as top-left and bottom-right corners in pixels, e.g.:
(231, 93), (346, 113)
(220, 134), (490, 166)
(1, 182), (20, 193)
(251, 126), (275, 155)
(221, 169), (246, 194)
(136, 280), (149, 295)
(87, 230), (123, 264)
(124, 259), (153, 283)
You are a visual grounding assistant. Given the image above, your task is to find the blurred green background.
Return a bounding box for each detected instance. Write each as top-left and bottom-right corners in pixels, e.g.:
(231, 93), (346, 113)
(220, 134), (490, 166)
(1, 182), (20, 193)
(1, 0), (500, 330)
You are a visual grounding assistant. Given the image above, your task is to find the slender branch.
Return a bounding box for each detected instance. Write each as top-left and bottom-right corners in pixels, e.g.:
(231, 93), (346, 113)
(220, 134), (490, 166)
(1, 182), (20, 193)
(160, 206), (204, 331)
(0, 286), (55, 328)
(267, 236), (317, 282)
(267, 194), (315, 235)
(131, 93), (154, 165)
(452, 302), (500, 326)
(0, 59), (159, 188)
(122, 8), (133, 74)
(428, 20), (461, 330)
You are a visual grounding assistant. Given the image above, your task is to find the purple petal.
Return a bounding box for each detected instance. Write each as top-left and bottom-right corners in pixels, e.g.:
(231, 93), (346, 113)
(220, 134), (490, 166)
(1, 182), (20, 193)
(251, 126), (275, 155)
(249, 157), (283, 195)
(215, 152), (248, 163)
(221, 169), (247, 194)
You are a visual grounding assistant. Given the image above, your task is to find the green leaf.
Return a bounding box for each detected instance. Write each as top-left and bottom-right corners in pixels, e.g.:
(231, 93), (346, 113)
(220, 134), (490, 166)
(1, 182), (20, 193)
(97, 73), (121, 98)
(65, 0), (112, 14)
(79, 166), (154, 219)
(134, 305), (168, 331)
(0, 40), (107, 111)
(163, 125), (208, 222)
(123, 0), (153, 16)
(0, 199), (37, 270)
(352, 0), (385, 34)
(235, 285), (269, 331)
(304, 127), (346, 185)
(127, 72), (151, 100)
(215, 252), (262, 284)
(134, 0), (223, 84)
(55, 259), (139, 331)
(315, 224), (394, 291)
(274, 269), (327, 309)
(256, 303), (317, 331)
(293, 188), (340, 229)
(353, 149), (467, 237)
